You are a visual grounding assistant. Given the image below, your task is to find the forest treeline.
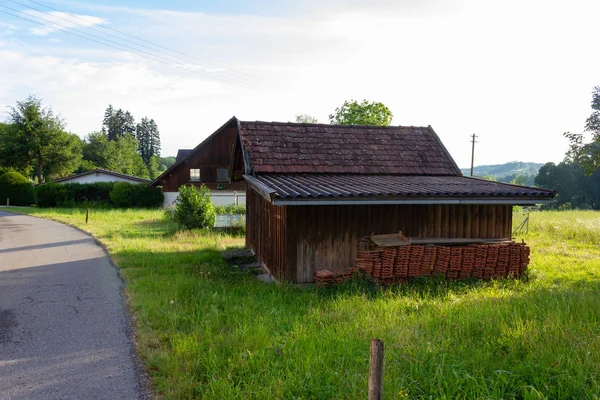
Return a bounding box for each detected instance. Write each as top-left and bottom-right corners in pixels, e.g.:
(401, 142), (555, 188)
(0, 96), (175, 183)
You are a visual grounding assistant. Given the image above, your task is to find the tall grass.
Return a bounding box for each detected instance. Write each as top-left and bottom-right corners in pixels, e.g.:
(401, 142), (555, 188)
(6, 208), (600, 399)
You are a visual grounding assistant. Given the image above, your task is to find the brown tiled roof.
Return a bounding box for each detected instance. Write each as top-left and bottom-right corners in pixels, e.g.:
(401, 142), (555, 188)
(238, 121), (461, 175)
(245, 174), (557, 203)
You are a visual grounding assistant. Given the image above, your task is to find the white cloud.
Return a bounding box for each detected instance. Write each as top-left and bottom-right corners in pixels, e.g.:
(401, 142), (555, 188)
(22, 10), (105, 36)
(1, 0), (599, 166)
(0, 21), (19, 30)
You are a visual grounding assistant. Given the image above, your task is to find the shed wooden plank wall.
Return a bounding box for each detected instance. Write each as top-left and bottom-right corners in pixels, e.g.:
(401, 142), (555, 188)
(246, 187), (288, 281)
(285, 204), (512, 283)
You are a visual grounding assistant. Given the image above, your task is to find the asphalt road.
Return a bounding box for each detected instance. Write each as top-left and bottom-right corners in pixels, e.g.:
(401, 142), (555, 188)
(0, 211), (147, 400)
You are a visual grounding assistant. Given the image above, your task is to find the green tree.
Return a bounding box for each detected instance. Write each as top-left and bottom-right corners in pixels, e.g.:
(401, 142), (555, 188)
(106, 134), (149, 178)
(510, 175), (528, 186)
(148, 155), (160, 179)
(0, 96), (81, 183)
(295, 114), (318, 123)
(82, 131), (110, 169)
(102, 105), (136, 141)
(564, 86), (600, 175)
(42, 132), (83, 180)
(136, 117), (161, 164)
(81, 131), (149, 178)
(329, 99), (393, 126)
(158, 156), (176, 173)
(535, 162), (585, 208)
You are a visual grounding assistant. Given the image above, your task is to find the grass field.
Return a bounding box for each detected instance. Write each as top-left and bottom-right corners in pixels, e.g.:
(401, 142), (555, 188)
(4, 208), (600, 399)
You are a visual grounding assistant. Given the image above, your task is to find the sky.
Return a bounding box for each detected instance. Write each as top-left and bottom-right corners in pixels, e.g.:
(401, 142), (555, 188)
(1, 0), (599, 168)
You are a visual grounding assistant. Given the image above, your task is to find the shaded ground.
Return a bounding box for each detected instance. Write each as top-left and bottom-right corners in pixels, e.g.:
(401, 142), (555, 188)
(0, 211), (147, 400)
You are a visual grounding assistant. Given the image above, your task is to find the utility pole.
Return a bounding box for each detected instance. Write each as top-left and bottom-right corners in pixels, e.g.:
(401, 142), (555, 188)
(470, 134), (478, 177)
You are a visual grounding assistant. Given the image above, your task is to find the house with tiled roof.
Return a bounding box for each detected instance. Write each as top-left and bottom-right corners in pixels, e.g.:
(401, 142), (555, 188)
(153, 117), (556, 283)
(149, 132), (246, 206)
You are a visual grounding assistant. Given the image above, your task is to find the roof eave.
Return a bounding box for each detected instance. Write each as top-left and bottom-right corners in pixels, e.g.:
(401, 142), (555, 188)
(243, 174), (276, 202)
(271, 196), (555, 206)
(52, 169), (150, 184)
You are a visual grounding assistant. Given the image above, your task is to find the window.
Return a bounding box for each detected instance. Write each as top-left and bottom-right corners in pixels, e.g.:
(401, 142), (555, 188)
(217, 168), (229, 182)
(190, 169), (200, 181)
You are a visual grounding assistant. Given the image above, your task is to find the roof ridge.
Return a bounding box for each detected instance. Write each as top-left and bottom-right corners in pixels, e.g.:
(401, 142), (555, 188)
(239, 120), (431, 130)
(51, 169), (150, 183)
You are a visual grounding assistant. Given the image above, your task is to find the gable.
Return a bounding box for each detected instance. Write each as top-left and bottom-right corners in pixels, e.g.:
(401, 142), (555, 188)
(149, 118), (243, 188)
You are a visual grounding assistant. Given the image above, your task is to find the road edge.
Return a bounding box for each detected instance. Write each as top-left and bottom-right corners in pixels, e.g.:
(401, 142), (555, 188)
(0, 209), (154, 400)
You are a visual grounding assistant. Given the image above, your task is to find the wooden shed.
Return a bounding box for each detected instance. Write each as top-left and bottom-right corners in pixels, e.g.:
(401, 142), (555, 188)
(186, 117), (556, 283)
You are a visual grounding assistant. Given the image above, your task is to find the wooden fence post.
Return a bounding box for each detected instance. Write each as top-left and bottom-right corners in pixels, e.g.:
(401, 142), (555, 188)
(6, 198), (9, 207)
(86, 208), (89, 224)
(369, 339), (384, 400)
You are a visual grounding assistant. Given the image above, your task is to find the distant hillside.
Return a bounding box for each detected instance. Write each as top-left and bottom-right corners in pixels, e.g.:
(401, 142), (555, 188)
(460, 162), (545, 185)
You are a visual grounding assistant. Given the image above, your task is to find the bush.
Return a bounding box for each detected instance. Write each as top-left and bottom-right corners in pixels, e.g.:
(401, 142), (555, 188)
(35, 183), (69, 207)
(35, 182), (162, 208)
(0, 171), (35, 206)
(173, 185), (216, 229)
(36, 182), (115, 207)
(109, 182), (163, 208)
(214, 204), (246, 215)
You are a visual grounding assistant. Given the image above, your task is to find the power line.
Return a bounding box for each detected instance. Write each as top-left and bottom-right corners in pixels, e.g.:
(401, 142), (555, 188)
(11, 0), (282, 90)
(0, 4), (266, 91)
(15, 0), (290, 91)
(0, 5), (270, 91)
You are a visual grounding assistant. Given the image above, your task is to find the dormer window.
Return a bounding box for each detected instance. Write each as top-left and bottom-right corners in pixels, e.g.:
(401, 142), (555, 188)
(190, 169), (200, 181)
(217, 168), (229, 182)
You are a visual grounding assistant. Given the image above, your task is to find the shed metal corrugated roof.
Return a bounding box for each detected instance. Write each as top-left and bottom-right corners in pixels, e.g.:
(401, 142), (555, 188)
(245, 174), (556, 204)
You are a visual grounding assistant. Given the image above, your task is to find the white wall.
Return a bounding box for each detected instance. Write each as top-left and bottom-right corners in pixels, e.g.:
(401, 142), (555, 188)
(163, 192), (179, 207)
(57, 172), (146, 185)
(163, 191), (246, 208)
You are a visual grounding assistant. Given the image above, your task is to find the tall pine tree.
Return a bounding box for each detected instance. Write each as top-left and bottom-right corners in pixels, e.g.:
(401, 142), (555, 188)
(102, 105), (136, 141)
(136, 117), (161, 164)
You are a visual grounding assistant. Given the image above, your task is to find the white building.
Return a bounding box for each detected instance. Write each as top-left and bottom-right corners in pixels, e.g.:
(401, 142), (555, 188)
(52, 169), (151, 185)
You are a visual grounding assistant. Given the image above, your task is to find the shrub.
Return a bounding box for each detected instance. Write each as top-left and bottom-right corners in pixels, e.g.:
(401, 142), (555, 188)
(35, 181), (162, 208)
(109, 182), (163, 208)
(214, 204), (246, 215)
(36, 182), (116, 207)
(35, 183), (68, 207)
(0, 171), (35, 206)
(173, 184), (216, 229)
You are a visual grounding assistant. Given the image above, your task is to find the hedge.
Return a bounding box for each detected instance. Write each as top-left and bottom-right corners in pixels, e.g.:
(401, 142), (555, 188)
(214, 204), (246, 215)
(36, 182), (115, 207)
(35, 182), (163, 208)
(0, 172), (35, 206)
(109, 182), (164, 208)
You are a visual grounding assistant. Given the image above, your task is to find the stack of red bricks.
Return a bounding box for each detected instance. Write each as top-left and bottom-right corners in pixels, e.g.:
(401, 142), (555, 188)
(315, 267), (361, 287)
(420, 246), (436, 276)
(315, 270), (336, 287)
(349, 241), (531, 286)
(395, 246), (411, 278)
(471, 245), (488, 280)
(356, 251), (380, 276)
